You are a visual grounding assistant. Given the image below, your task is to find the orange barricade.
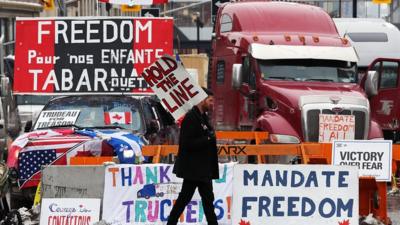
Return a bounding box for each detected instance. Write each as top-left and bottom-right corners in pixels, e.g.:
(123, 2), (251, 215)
(70, 156), (113, 165)
(393, 145), (400, 188)
(69, 131), (396, 224)
(302, 143), (389, 224)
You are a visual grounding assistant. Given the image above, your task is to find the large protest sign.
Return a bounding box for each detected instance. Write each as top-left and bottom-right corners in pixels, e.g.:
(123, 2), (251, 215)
(102, 163), (233, 225)
(332, 140), (392, 181)
(319, 114), (355, 142)
(40, 198), (101, 225)
(232, 164), (358, 225)
(140, 55), (207, 120)
(14, 17), (173, 95)
(34, 110), (80, 129)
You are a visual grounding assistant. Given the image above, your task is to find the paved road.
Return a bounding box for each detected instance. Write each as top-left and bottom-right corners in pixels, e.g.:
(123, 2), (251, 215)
(388, 195), (400, 225)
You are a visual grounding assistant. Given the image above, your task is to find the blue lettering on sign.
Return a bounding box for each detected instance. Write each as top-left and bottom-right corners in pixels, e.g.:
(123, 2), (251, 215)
(160, 200), (171, 221)
(242, 197), (257, 217)
(291, 171), (304, 187)
(273, 196), (285, 216)
(243, 170), (258, 186)
(305, 171), (318, 187)
(321, 171), (335, 187)
(302, 197), (315, 216)
(214, 199), (224, 220)
(338, 171), (349, 187)
(287, 197), (300, 216)
(337, 199), (353, 217)
(122, 167), (132, 186)
(258, 196), (271, 216)
(242, 196), (354, 218)
(276, 170), (288, 186)
(261, 170), (273, 186)
(319, 198), (336, 218)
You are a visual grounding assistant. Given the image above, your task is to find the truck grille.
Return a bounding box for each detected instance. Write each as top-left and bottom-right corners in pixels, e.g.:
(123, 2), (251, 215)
(305, 109), (366, 142)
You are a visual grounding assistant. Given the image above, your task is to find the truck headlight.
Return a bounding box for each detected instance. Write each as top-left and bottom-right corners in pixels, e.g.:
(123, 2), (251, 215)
(269, 134), (300, 144)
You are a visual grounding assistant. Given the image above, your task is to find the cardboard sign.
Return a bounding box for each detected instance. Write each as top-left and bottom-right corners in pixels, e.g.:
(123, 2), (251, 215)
(319, 114), (355, 142)
(332, 140), (392, 181)
(14, 17), (173, 95)
(102, 163), (234, 225)
(40, 198), (101, 225)
(34, 110), (80, 129)
(141, 55), (207, 120)
(232, 164), (358, 225)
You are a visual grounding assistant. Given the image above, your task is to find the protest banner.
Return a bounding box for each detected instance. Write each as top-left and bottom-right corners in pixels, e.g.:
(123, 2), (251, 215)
(332, 140), (392, 181)
(14, 17), (173, 95)
(34, 110), (80, 129)
(232, 164), (358, 225)
(40, 198), (101, 225)
(319, 114), (355, 142)
(140, 55), (207, 120)
(102, 163), (234, 225)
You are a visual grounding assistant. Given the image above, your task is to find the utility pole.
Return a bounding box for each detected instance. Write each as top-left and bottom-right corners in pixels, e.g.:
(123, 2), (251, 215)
(193, 12), (204, 54)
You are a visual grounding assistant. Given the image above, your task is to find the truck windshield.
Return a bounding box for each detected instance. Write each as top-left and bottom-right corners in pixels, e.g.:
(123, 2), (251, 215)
(16, 95), (53, 105)
(259, 59), (357, 83)
(35, 96), (143, 132)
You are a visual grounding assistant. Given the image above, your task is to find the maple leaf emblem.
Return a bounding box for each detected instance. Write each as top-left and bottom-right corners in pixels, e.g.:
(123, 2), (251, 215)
(112, 114), (123, 120)
(338, 219), (350, 225)
(239, 219), (250, 225)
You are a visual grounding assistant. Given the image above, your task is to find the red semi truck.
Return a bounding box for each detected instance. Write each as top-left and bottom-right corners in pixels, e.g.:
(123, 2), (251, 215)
(209, 1), (383, 144)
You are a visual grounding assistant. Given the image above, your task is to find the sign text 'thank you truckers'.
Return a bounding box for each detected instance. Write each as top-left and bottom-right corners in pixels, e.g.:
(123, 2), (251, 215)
(232, 164), (359, 225)
(141, 55), (207, 120)
(14, 17), (173, 95)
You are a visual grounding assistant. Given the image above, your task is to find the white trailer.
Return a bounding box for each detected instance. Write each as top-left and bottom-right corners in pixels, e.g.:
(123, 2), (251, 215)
(334, 18), (400, 70)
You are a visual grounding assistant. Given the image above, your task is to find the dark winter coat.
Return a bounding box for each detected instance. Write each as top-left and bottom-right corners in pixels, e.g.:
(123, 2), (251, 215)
(173, 106), (219, 181)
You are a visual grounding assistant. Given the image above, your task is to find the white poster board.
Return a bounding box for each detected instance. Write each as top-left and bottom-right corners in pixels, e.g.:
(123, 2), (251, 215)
(332, 140), (392, 181)
(319, 114), (355, 142)
(34, 110), (80, 129)
(102, 163), (234, 225)
(232, 164), (359, 225)
(40, 198), (101, 225)
(140, 55), (207, 120)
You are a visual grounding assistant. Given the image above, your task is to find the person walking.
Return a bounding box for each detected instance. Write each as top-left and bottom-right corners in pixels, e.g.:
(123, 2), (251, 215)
(167, 88), (219, 225)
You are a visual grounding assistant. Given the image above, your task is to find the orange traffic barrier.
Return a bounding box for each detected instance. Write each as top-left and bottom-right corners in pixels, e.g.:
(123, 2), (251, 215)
(70, 156), (113, 165)
(68, 131), (396, 224)
(393, 145), (400, 188)
(301, 143), (389, 224)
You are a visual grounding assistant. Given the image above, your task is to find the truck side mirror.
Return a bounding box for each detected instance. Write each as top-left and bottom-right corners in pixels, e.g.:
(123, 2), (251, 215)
(365, 71), (378, 97)
(232, 64), (243, 90)
(0, 76), (9, 97)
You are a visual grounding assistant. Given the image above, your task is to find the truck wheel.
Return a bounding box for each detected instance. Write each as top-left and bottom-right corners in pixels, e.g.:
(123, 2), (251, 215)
(145, 195), (150, 199)
(159, 193), (164, 197)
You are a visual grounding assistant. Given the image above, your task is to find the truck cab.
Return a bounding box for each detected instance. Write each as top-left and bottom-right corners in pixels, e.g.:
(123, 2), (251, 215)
(363, 58), (400, 142)
(210, 1), (383, 143)
(334, 19), (400, 142)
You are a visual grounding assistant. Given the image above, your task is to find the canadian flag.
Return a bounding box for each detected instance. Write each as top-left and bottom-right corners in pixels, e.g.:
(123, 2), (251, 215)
(104, 112), (132, 125)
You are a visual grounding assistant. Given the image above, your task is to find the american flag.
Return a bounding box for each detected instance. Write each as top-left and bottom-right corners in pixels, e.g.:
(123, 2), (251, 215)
(16, 134), (92, 188)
